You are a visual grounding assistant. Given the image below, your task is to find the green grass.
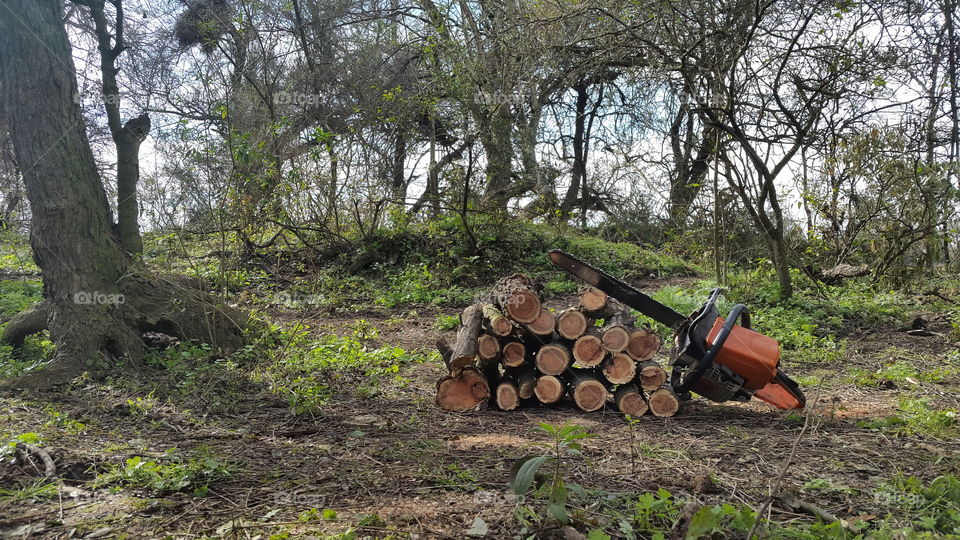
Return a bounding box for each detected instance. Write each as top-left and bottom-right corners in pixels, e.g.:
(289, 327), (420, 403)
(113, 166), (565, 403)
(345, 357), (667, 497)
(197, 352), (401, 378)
(858, 396), (958, 439)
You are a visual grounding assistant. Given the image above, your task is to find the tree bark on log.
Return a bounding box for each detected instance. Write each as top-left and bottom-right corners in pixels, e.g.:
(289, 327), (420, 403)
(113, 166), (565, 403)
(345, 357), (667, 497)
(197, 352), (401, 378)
(614, 383), (649, 416)
(569, 369), (607, 412)
(492, 273), (542, 324)
(648, 386), (680, 417)
(572, 330), (605, 367)
(535, 342), (572, 375)
(602, 352), (637, 385)
(449, 304), (483, 369)
(626, 328), (662, 362)
(638, 360), (667, 391)
(534, 374), (565, 404)
(482, 303), (513, 337)
(556, 308), (589, 340)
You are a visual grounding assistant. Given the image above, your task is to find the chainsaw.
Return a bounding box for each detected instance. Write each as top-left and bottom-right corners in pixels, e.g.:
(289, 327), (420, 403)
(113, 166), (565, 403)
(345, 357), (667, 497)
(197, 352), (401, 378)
(549, 250), (806, 410)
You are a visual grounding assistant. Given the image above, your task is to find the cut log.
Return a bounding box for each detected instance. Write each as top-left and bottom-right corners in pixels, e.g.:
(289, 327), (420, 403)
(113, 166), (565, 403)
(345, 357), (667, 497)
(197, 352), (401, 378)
(482, 304), (514, 337)
(556, 308), (589, 340)
(525, 308), (555, 337)
(477, 334), (501, 361)
(534, 374), (565, 404)
(600, 301), (633, 353)
(501, 340), (527, 368)
(493, 273), (542, 324)
(450, 304), (484, 369)
(602, 353), (637, 385)
(436, 367), (490, 411)
(626, 328), (662, 362)
(536, 342), (572, 376)
(495, 377), (520, 411)
(569, 370), (608, 412)
(572, 331), (605, 367)
(511, 366), (537, 399)
(638, 360), (667, 391)
(579, 286), (608, 314)
(648, 386), (680, 417)
(614, 383), (649, 416)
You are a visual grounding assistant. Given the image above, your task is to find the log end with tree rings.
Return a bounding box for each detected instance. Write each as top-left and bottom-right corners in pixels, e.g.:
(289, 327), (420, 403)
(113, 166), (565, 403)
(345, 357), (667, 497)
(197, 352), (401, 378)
(536, 343), (571, 375)
(626, 328), (662, 361)
(506, 290), (541, 323)
(477, 333), (501, 360)
(526, 308), (555, 336)
(602, 352), (637, 385)
(501, 341), (526, 367)
(572, 332), (605, 367)
(614, 384), (649, 416)
(496, 380), (520, 411)
(601, 325), (630, 353)
(638, 360), (667, 391)
(556, 308), (589, 339)
(579, 286), (607, 312)
(648, 387), (680, 417)
(436, 368), (490, 411)
(534, 375), (565, 404)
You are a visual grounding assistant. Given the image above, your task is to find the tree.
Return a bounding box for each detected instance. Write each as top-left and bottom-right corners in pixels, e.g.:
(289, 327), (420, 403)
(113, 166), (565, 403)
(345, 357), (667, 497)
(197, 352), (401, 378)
(0, 0), (252, 389)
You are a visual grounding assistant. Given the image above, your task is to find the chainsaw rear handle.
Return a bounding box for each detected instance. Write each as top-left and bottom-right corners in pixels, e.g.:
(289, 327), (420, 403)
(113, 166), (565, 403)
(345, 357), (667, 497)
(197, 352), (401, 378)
(673, 303), (750, 394)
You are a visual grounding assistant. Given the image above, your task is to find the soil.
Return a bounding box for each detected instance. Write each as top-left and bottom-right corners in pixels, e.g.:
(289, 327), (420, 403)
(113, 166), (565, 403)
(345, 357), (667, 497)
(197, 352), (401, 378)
(1, 291), (958, 539)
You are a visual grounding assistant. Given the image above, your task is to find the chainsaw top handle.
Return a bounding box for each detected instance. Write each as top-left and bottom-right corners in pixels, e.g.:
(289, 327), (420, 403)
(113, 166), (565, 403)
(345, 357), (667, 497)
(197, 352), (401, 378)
(673, 292), (751, 395)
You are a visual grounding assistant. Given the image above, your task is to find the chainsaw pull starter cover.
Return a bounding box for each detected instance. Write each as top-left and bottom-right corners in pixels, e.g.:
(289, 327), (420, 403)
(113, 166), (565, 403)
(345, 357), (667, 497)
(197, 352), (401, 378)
(706, 317), (779, 390)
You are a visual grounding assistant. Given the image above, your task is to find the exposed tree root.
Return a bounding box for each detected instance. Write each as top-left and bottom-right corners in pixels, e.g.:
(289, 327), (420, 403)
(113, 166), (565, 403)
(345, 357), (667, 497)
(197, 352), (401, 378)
(0, 274), (258, 391)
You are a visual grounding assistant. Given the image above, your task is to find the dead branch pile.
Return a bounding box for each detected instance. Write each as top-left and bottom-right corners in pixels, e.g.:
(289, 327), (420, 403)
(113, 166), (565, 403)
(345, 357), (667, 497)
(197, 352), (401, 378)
(435, 274), (679, 417)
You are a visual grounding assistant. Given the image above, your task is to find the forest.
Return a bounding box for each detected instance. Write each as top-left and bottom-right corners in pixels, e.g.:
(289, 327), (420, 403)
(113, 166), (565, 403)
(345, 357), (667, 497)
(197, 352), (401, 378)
(0, 0), (958, 538)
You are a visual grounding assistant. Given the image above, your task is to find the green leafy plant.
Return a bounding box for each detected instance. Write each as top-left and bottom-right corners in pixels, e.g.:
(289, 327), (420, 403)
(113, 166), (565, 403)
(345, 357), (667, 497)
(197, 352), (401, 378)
(92, 449), (232, 496)
(509, 422), (594, 525)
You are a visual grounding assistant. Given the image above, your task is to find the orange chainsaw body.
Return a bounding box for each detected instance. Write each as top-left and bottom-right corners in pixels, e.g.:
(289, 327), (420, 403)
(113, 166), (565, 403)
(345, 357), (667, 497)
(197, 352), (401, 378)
(706, 317), (779, 390)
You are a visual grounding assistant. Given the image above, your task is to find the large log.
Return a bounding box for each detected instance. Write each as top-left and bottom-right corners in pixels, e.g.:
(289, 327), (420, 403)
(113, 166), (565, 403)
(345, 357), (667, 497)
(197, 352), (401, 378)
(602, 352), (637, 385)
(525, 308), (555, 337)
(579, 286), (608, 315)
(534, 374), (565, 404)
(482, 304), (514, 337)
(648, 386), (680, 417)
(493, 273), (542, 324)
(501, 340), (527, 368)
(435, 336), (491, 411)
(626, 328), (662, 362)
(495, 377), (520, 411)
(569, 370), (607, 412)
(637, 360), (667, 391)
(450, 304), (484, 369)
(556, 308), (589, 340)
(600, 301), (633, 353)
(436, 368), (490, 411)
(535, 342), (572, 375)
(614, 383), (649, 416)
(572, 330), (605, 367)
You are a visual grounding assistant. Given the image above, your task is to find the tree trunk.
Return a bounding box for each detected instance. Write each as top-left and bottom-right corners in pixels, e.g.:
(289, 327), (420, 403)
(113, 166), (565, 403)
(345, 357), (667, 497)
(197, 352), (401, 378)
(626, 329), (662, 362)
(648, 386), (680, 417)
(480, 110), (513, 210)
(524, 308), (555, 337)
(533, 374), (565, 404)
(637, 360), (667, 391)
(0, 0), (251, 389)
(495, 376), (520, 411)
(602, 353), (636, 385)
(556, 308), (589, 340)
(492, 273), (542, 324)
(572, 330), (605, 367)
(535, 342), (571, 376)
(568, 369), (607, 412)
(449, 304), (483, 369)
(501, 340), (526, 368)
(578, 286), (608, 315)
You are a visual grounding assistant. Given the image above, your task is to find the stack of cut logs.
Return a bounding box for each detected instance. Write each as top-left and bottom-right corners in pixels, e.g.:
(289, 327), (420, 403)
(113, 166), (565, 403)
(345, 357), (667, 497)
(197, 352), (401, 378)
(435, 273), (680, 417)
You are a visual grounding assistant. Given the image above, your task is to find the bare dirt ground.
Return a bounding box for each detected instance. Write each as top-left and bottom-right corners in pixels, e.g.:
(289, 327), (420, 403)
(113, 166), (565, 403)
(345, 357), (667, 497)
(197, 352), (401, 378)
(1, 293), (958, 539)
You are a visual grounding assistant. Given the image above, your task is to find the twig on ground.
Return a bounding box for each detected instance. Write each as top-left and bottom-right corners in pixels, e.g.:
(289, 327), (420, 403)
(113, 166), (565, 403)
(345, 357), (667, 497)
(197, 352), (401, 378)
(15, 442), (56, 477)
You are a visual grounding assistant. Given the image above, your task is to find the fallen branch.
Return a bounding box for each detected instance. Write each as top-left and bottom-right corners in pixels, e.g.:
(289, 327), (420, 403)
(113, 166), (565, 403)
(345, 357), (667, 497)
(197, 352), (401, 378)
(16, 442), (56, 477)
